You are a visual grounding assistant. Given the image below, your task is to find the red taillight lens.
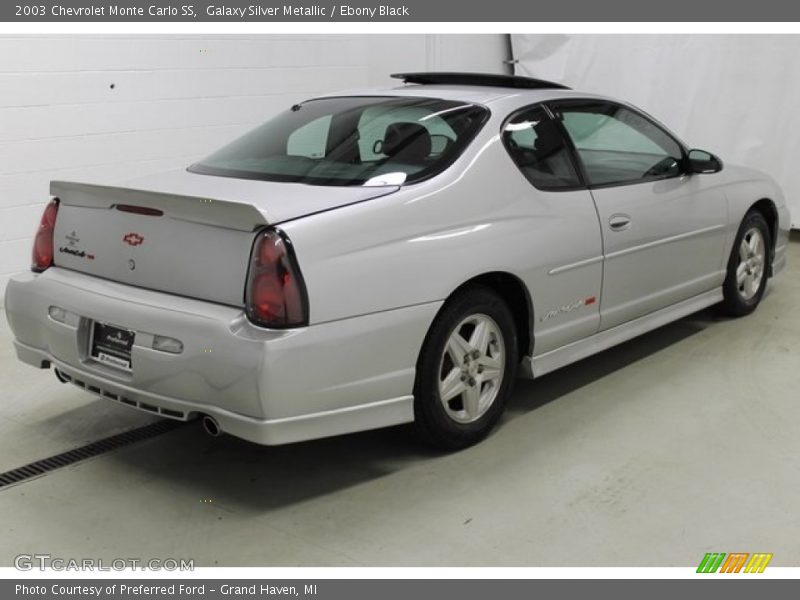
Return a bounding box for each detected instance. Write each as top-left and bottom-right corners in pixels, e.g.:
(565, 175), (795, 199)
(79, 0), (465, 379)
(31, 199), (59, 272)
(245, 229), (308, 328)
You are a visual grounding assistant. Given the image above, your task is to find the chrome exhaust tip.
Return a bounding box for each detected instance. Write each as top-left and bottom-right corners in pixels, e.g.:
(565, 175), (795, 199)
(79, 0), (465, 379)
(201, 415), (221, 437)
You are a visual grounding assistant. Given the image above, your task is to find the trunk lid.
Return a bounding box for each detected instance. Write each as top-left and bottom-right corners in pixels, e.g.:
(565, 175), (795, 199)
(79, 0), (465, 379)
(51, 169), (398, 307)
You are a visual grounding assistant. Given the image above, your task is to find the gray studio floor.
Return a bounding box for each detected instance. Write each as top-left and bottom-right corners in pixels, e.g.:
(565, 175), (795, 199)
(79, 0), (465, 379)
(1, 235), (799, 567)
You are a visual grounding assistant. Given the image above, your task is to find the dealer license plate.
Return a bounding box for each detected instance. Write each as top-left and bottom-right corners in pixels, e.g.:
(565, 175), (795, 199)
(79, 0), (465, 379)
(90, 322), (134, 371)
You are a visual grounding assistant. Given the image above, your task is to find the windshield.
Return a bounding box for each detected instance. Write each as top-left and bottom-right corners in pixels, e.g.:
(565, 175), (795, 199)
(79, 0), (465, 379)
(188, 96), (489, 186)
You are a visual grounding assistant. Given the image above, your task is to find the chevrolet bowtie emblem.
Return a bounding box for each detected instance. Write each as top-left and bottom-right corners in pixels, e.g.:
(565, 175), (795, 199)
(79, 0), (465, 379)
(122, 233), (144, 247)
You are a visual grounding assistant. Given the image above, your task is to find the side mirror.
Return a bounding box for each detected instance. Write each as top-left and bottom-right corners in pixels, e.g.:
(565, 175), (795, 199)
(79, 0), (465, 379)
(687, 149), (723, 174)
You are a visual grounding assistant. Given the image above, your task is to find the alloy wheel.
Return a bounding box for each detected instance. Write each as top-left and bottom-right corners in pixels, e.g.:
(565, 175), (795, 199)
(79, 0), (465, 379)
(437, 313), (505, 424)
(736, 227), (766, 300)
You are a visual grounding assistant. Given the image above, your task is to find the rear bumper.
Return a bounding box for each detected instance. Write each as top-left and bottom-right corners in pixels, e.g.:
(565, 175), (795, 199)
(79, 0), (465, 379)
(4, 268), (439, 445)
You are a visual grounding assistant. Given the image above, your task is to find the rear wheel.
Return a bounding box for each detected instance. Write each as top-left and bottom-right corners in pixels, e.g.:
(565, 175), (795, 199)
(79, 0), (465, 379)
(719, 211), (771, 317)
(413, 287), (518, 450)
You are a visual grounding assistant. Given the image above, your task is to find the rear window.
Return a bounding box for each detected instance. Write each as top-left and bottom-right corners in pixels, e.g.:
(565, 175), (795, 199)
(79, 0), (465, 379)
(188, 97), (489, 186)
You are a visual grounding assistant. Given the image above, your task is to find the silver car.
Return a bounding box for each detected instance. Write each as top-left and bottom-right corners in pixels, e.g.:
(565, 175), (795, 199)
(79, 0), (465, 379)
(4, 72), (791, 449)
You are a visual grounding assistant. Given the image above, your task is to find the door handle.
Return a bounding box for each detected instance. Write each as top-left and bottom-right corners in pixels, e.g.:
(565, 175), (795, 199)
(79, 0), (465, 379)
(608, 214), (632, 231)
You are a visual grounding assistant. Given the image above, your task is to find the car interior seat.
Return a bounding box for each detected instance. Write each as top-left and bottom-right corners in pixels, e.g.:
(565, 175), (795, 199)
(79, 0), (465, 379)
(381, 122), (433, 166)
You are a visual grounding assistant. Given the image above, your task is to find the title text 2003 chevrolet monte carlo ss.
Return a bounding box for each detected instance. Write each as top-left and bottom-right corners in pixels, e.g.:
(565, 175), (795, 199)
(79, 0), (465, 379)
(4, 72), (791, 449)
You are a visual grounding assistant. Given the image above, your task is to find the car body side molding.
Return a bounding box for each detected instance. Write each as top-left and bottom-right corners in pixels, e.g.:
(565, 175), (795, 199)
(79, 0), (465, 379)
(525, 287), (724, 378)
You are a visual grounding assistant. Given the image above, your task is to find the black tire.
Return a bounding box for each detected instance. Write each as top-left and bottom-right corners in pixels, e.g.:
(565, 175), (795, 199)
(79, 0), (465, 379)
(413, 286), (518, 450)
(719, 210), (771, 317)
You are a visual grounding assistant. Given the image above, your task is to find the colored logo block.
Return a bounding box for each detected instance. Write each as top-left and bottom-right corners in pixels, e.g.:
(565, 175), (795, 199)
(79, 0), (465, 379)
(697, 552), (773, 573)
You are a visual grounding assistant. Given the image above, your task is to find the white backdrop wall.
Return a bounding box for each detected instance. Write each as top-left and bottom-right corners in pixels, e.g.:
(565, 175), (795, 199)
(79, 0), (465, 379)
(0, 34), (507, 295)
(512, 34), (800, 229)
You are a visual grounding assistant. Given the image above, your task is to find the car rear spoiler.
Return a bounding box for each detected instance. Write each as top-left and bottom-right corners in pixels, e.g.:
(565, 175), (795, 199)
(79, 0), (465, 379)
(50, 181), (268, 232)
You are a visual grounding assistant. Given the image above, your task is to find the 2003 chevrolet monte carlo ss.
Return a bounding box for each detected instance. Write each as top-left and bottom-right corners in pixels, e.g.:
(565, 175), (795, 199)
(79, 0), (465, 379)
(4, 72), (791, 449)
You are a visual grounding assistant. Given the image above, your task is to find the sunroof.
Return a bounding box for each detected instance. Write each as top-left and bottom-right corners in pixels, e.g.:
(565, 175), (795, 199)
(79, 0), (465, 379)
(391, 72), (571, 90)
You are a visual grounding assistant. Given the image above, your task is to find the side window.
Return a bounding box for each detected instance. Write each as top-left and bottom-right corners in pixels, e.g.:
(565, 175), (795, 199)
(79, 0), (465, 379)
(554, 102), (684, 187)
(286, 115), (331, 158)
(501, 106), (582, 190)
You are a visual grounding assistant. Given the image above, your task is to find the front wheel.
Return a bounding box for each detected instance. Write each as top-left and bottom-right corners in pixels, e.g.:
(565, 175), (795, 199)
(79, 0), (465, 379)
(719, 210), (771, 317)
(413, 287), (518, 450)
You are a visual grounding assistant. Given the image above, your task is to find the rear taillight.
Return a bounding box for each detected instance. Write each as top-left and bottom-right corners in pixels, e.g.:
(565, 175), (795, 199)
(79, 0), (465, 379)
(245, 229), (308, 328)
(31, 199), (59, 272)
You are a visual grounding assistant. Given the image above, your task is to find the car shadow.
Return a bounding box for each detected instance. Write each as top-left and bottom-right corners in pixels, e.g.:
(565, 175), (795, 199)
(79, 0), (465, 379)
(505, 307), (717, 416)
(96, 307), (718, 512)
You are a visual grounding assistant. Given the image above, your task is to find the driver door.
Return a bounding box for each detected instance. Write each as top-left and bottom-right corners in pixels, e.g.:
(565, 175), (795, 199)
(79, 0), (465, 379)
(549, 100), (729, 330)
